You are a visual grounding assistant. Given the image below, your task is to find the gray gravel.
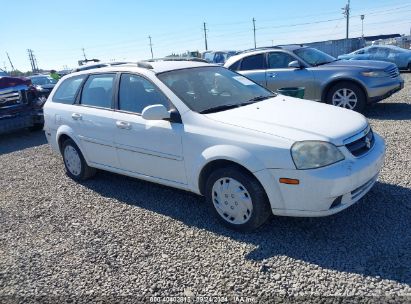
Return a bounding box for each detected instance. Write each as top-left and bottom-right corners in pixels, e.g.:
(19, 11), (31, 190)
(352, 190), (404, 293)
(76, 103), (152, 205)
(1, 74), (411, 303)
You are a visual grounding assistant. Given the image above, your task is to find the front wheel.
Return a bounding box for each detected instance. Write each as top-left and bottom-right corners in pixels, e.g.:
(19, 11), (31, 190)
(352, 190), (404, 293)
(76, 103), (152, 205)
(205, 167), (271, 231)
(326, 82), (366, 113)
(62, 139), (96, 181)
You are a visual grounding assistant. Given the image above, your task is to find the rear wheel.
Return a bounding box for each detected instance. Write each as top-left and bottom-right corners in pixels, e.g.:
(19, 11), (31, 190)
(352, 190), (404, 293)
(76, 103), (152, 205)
(326, 82), (366, 113)
(62, 139), (96, 181)
(205, 166), (271, 231)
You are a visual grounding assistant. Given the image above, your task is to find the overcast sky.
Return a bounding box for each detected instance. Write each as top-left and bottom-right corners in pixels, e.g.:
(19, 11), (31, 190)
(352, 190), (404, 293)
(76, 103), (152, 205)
(1, 0), (410, 72)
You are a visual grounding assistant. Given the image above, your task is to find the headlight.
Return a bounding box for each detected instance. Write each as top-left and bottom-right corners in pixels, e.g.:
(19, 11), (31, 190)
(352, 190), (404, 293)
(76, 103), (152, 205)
(361, 71), (389, 78)
(291, 141), (345, 169)
(36, 85), (45, 92)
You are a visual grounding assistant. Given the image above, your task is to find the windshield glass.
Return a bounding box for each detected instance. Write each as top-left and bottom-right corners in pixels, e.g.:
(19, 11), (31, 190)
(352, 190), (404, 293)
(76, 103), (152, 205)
(294, 47), (336, 66)
(31, 76), (57, 85)
(158, 66), (275, 113)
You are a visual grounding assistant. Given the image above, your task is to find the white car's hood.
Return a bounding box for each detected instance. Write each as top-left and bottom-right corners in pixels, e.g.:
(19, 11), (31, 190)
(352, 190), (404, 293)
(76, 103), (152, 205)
(205, 96), (368, 146)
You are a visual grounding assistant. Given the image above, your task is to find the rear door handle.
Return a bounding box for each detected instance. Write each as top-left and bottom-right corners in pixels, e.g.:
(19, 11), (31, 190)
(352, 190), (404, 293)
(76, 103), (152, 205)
(71, 113), (82, 120)
(116, 121), (132, 130)
(267, 72), (277, 78)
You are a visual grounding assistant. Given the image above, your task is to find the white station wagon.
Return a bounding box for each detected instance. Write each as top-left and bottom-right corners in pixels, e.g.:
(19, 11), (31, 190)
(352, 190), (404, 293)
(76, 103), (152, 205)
(44, 61), (385, 231)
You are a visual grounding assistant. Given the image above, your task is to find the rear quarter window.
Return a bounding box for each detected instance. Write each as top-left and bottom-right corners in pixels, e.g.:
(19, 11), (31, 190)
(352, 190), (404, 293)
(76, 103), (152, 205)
(52, 75), (86, 104)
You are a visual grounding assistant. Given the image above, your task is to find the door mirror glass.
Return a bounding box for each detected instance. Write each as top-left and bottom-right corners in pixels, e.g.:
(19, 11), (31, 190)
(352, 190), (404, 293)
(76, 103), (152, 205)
(141, 104), (171, 120)
(288, 60), (301, 69)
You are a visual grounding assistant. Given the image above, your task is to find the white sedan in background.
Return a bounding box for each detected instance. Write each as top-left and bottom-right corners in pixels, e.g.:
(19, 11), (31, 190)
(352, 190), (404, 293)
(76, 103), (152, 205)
(43, 61), (385, 231)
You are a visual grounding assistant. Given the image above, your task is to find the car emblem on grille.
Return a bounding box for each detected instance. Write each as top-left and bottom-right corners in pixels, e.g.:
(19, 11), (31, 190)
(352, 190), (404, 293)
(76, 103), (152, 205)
(0, 98), (6, 104)
(365, 136), (371, 149)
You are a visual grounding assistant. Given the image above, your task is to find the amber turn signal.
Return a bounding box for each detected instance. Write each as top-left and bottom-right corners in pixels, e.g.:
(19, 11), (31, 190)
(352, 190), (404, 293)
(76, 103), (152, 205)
(279, 178), (300, 185)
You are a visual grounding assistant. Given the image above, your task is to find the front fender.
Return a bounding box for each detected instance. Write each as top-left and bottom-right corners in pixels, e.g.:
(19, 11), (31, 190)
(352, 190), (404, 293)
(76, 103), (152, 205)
(189, 144), (266, 193)
(320, 75), (368, 101)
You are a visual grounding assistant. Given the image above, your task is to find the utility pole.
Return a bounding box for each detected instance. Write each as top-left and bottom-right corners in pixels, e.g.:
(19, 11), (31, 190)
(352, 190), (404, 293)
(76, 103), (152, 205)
(27, 49), (35, 72)
(252, 18), (257, 49)
(361, 15), (365, 39)
(203, 22), (208, 51)
(6, 52), (15, 71)
(148, 36), (154, 59)
(82, 48), (87, 60)
(342, 0), (350, 39)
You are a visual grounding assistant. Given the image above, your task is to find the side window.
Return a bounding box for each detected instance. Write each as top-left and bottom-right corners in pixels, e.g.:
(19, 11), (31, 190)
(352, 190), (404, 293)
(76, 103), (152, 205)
(239, 54), (265, 71)
(80, 74), (115, 108)
(368, 47), (378, 54)
(267, 52), (297, 69)
(52, 75), (86, 104)
(119, 74), (169, 113)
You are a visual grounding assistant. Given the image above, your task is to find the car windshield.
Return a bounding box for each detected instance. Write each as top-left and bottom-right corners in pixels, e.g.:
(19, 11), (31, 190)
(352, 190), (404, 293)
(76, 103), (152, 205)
(157, 66), (275, 113)
(294, 47), (336, 66)
(31, 76), (57, 85)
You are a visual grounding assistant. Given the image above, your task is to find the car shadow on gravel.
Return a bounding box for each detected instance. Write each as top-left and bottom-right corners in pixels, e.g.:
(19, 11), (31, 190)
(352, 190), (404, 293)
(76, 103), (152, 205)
(0, 129), (47, 155)
(82, 172), (411, 285)
(365, 102), (411, 120)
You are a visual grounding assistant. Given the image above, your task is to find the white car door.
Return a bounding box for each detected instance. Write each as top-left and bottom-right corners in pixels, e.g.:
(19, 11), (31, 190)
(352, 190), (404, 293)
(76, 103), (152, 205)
(112, 73), (186, 184)
(71, 73), (119, 168)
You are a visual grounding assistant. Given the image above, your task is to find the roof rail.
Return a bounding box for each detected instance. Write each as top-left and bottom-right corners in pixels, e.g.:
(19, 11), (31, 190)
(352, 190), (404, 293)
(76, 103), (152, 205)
(136, 61), (154, 69)
(239, 46), (281, 54)
(145, 57), (208, 63)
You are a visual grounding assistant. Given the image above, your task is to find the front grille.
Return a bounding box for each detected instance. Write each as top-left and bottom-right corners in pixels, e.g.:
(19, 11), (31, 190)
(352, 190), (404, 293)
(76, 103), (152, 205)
(385, 65), (400, 78)
(345, 128), (375, 157)
(0, 90), (21, 107)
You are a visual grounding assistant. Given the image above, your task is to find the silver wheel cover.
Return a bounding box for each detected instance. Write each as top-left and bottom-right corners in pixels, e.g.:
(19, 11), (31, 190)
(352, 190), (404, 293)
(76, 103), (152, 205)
(332, 88), (358, 109)
(64, 145), (81, 176)
(212, 177), (253, 225)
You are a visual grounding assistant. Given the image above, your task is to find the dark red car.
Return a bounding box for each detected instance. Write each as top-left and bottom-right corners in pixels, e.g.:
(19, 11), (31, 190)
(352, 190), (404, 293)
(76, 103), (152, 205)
(0, 71), (44, 134)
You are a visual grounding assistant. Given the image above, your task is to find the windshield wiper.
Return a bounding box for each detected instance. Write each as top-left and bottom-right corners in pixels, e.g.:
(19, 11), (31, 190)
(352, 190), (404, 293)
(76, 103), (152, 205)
(247, 95), (275, 102)
(200, 95), (275, 114)
(314, 59), (339, 66)
(200, 104), (242, 114)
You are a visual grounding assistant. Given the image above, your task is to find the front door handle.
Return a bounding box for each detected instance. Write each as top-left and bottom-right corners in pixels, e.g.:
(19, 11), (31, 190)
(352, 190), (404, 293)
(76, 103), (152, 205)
(116, 121), (132, 130)
(71, 113), (82, 120)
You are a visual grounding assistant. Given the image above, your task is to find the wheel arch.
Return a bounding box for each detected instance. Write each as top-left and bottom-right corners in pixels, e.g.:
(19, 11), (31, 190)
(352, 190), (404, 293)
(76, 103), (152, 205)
(55, 126), (86, 159)
(193, 145), (266, 196)
(321, 78), (369, 102)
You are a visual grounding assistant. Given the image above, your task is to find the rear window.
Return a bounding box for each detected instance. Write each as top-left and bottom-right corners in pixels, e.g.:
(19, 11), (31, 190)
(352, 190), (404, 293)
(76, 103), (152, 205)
(240, 54), (265, 71)
(80, 74), (115, 108)
(53, 75), (86, 104)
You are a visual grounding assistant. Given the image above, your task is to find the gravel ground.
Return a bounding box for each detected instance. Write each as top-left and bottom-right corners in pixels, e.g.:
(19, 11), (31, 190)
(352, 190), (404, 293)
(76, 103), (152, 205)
(1, 74), (410, 303)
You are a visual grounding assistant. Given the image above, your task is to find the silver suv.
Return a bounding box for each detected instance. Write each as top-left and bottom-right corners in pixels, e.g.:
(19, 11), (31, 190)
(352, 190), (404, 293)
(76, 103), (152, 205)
(224, 45), (404, 112)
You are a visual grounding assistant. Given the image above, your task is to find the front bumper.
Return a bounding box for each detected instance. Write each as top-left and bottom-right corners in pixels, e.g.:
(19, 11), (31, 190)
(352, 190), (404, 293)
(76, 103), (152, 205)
(255, 133), (386, 217)
(367, 77), (404, 103)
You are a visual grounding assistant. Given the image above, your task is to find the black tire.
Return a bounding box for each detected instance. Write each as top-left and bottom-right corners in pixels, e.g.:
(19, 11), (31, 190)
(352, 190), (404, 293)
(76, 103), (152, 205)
(61, 139), (96, 181)
(408, 62), (411, 72)
(205, 166), (271, 232)
(326, 81), (367, 113)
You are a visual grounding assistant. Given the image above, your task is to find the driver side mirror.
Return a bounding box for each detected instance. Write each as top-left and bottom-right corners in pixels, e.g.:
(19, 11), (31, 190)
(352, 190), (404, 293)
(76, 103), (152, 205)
(288, 60), (302, 69)
(142, 104), (170, 121)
